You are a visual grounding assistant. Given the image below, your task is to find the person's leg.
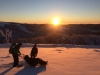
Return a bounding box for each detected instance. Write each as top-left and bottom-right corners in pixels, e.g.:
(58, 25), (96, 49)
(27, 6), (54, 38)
(12, 54), (16, 67)
(14, 54), (18, 66)
(15, 55), (19, 66)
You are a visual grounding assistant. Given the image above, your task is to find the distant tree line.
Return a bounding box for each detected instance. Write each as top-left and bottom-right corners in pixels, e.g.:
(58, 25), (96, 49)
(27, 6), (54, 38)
(0, 23), (100, 45)
(9, 33), (100, 45)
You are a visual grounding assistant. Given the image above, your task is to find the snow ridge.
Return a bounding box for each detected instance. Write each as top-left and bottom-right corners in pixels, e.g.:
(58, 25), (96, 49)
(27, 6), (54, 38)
(16, 24), (35, 34)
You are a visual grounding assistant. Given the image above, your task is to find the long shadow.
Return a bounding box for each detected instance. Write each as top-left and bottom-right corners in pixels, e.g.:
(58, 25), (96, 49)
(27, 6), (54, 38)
(15, 66), (46, 75)
(0, 67), (13, 75)
(94, 50), (100, 52)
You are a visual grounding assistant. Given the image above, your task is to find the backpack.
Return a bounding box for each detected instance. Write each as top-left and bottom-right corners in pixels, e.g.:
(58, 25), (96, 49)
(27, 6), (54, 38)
(9, 46), (15, 54)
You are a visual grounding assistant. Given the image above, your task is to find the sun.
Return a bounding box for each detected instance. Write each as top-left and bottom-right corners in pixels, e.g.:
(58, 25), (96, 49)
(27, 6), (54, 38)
(53, 17), (60, 26)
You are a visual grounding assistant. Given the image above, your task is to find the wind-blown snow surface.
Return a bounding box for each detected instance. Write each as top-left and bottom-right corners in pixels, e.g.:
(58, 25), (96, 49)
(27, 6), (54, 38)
(0, 44), (100, 75)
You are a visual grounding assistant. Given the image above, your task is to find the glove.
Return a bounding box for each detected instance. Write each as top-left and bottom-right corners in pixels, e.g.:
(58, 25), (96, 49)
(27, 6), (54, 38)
(18, 53), (21, 56)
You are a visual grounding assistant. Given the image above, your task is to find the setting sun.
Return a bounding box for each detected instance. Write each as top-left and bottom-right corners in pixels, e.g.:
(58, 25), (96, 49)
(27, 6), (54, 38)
(53, 18), (60, 26)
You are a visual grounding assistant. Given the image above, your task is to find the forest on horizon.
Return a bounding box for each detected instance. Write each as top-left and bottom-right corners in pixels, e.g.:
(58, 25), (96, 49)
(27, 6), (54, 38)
(0, 22), (100, 45)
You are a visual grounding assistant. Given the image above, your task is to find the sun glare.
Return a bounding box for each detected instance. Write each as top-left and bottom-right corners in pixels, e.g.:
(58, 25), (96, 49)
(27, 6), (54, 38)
(53, 18), (60, 26)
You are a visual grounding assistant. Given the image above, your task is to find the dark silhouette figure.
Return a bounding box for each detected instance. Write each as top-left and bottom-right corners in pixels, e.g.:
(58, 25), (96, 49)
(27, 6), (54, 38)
(9, 43), (16, 54)
(12, 43), (22, 67)
(23, 55), (48, 66)
(30, 44), (38, 58)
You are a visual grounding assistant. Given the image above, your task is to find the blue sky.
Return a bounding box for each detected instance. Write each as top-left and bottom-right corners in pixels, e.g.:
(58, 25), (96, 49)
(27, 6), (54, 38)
(0, 0), (100, 24)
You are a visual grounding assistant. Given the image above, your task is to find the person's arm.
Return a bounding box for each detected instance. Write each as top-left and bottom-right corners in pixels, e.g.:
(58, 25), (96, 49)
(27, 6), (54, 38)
(18, 47), (21, 55)
(18, 51), (21, 55)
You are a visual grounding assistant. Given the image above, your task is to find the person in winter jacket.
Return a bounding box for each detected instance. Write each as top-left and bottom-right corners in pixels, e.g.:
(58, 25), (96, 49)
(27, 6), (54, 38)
(12, 43), (22, 67)
(9, 43), (16, 54)
(30, 44), (38, 58)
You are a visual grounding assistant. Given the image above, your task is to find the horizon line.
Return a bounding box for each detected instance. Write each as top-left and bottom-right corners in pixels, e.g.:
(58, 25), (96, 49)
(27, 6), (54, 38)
(0, 21), (100, 25)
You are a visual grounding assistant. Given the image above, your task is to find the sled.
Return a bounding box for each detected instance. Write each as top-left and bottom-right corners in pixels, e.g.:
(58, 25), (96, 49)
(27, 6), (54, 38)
(20, 54), (48, 66)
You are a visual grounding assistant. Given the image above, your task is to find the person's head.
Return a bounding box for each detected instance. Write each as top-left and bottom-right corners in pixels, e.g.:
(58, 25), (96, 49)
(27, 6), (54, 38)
(33, 43), (37, 48)
(17, 43), (22, 47)
(12, 43), (16, 46)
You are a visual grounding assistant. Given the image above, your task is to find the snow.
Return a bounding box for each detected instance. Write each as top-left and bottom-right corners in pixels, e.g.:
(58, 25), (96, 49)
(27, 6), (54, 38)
(16, 24), (34, 34)
(0, 22), (10, 27)
(0, 22), (34, 34)
(0, 44), (100, 75)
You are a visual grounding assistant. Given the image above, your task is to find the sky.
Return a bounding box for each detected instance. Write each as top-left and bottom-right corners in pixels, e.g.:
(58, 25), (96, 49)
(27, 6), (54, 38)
(0, 0), (100, 24)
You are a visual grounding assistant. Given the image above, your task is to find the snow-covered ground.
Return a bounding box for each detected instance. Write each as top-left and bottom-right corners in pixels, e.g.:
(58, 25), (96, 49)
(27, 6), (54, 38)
(0, 44), (100, 75)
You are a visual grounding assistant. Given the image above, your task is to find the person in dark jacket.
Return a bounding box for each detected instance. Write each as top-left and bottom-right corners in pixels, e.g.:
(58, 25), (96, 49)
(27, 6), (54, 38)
(12, 43), (22, 67)
(30, 44), (38, 58)
(9, 43), (16, 54)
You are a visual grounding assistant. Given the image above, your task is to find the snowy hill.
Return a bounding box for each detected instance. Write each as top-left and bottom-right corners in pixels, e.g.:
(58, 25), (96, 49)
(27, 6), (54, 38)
(15, 24), (34, 34)
(0, 22), (36, 42)
(0, 22), (34, 34)
(0, 22), (10, 27)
